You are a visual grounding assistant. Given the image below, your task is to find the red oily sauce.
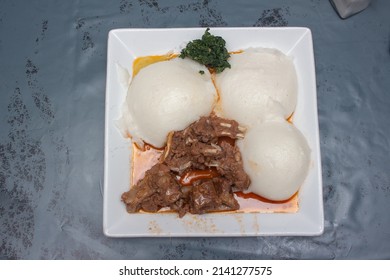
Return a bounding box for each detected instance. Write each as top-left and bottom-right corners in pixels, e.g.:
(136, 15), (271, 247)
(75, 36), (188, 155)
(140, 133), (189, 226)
(235, 191), (298, 213)
(179, 169), (219, 186)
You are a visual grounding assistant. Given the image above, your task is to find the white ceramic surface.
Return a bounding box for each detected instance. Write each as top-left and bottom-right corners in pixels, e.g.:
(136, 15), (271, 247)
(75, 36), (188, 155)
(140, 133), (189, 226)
(104, 27), (324, 237)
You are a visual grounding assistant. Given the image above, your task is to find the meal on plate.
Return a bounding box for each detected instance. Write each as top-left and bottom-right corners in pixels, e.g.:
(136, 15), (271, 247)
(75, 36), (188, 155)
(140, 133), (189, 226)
(119, 28), (311, 217)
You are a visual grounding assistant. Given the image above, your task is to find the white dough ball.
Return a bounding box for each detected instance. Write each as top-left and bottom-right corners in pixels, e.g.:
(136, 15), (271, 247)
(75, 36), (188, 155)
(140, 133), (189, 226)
(237, 120), (311, 201)
(122, 58), (216, 148)
(216, 48), (298, 127)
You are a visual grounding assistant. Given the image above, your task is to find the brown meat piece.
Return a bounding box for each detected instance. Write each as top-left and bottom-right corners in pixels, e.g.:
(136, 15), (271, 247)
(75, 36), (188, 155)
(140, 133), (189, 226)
(121, 163), (182, 213)
(190, 180), (220, 214)
(188, 115), (245, 143)
(209, 142), (251, 191)
(213, 177), (240, 210)
(170, 197), (190, 218)
(189, 179), (240, 214)
(162, 115), (246, 174)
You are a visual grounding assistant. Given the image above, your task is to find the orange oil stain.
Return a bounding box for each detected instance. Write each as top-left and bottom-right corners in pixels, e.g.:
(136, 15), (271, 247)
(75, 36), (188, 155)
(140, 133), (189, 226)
(132, 53), (178, 77)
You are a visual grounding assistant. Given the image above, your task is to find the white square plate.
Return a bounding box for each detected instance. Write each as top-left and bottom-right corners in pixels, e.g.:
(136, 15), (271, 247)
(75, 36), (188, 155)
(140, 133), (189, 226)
(104, 27), (324, 237)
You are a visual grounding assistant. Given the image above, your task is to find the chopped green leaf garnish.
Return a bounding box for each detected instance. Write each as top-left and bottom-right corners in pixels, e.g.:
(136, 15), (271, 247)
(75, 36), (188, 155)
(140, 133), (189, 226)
(199, 70), (205, 75)
(179, 28), (231, 73)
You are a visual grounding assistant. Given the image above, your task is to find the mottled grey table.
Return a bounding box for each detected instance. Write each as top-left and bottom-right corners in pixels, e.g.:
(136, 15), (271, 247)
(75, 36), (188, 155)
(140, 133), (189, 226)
(1, 0), (389, 259)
